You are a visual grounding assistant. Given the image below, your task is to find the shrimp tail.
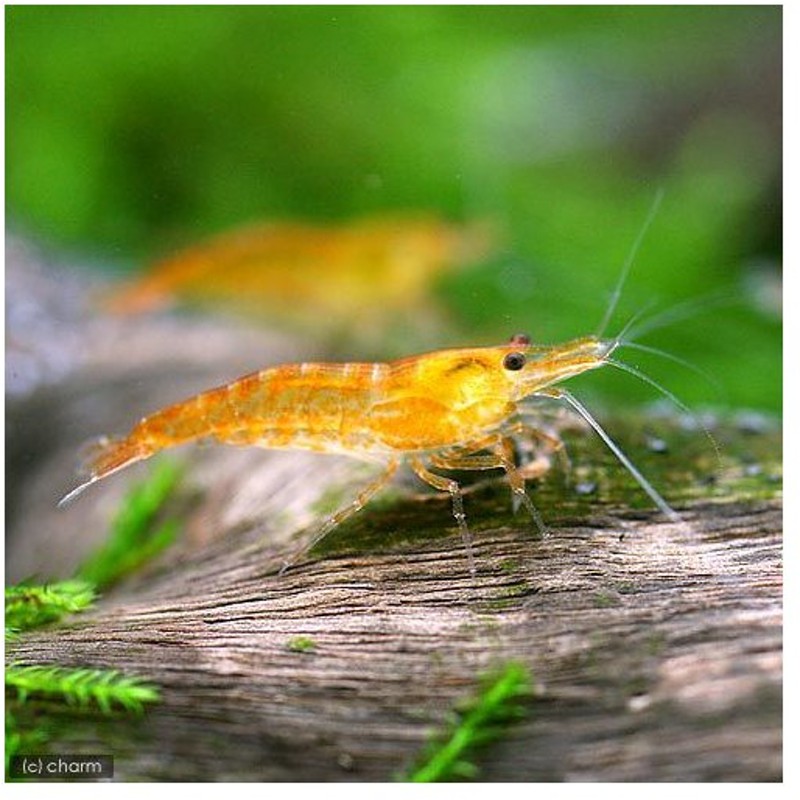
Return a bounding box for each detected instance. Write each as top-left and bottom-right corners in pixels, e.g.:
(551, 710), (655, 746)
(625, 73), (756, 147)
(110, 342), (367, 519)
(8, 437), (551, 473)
(58, 435), (152, 507)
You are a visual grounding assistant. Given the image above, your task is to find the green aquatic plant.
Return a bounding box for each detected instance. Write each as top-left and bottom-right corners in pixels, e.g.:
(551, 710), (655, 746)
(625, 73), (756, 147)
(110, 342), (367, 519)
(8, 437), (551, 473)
(5, 461), (179, 779)
(7, 665), (159, 715)
(5, 710), (48, 777)
(5, 580), (96, 634)
(5, 667), (159, 777)
(76, 458), (183, 589)
(4, 575), (159, 776)
(401, 661), (531, 782)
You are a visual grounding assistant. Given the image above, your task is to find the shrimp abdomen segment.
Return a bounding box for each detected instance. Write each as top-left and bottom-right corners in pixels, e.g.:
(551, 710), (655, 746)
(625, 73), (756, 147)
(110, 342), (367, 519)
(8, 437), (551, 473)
(60, 363), (385, 505)
(136, 363), (387, 453)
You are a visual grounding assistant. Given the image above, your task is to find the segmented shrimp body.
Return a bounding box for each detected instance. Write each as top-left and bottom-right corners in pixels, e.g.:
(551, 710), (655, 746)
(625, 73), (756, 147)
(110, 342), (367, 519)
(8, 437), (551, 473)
(63, 336), (605, 487)
(61, 332), (676, 572)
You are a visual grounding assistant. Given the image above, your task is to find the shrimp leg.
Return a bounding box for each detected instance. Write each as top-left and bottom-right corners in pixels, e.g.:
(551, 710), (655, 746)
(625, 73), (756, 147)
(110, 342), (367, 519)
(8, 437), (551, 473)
(280, 457), (399, 574)
(409, 456), (475, 575)
(431, 436), (549, 535)
(506, 418), (572, 478)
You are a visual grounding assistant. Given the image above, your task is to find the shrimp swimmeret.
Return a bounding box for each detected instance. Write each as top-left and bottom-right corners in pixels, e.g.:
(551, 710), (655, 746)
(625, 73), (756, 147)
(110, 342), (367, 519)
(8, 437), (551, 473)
(60, 328), (682, 573)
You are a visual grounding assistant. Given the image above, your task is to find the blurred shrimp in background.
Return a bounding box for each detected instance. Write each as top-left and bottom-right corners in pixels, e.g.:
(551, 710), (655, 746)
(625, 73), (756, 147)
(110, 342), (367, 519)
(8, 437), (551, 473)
(101, 214), (495, 344)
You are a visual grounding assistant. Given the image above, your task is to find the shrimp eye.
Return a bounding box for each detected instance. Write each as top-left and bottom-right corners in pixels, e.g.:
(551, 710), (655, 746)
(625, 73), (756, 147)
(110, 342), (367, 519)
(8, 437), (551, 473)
(503, 352), (526, 371)
(509, 333), (531, 346)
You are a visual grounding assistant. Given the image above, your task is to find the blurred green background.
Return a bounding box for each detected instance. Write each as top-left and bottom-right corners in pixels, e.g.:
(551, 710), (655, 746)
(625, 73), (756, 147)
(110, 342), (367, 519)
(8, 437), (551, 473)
(7, 5), (781, 411)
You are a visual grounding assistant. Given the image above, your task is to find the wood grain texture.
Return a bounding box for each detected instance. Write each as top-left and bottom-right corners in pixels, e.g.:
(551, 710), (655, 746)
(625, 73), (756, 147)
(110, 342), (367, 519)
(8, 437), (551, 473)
(8, 429), (782, 782)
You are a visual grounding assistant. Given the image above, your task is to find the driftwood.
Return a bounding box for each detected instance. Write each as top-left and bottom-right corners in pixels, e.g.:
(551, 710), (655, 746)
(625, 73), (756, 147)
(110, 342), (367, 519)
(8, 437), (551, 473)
(6, 237), (782, 781)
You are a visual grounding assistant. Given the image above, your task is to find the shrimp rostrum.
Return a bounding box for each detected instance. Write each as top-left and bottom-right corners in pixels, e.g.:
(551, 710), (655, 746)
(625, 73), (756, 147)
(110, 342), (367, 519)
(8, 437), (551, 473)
(60, 329), (680, 574)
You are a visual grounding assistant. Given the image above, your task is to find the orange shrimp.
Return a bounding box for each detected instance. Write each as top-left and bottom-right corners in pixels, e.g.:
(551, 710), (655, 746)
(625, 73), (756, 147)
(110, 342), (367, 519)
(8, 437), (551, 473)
(59, 330), (680, 573)
(102, 215), (494, 325)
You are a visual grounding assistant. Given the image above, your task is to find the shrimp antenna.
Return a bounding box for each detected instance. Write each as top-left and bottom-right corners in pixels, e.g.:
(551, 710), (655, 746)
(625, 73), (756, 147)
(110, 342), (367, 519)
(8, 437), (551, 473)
(611, 300), (659, 349)
(623, 288), (739, 343)
(616, 341), (725, 398)
(542, 387), (680, 521)
(606, 357), (723, 472)
(596, 188), (665, 339)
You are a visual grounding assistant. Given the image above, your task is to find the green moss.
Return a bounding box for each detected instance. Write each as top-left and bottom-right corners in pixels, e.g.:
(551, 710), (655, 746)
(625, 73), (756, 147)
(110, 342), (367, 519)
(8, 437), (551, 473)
(286, 636), (317, 654)
(400, 662), (531, 782)
(5, 580), (96, 633)
(307, 493), (452, 560)
(5, 577), (160, 778)
(5, 711), (48, 777)
(6, 665), (159, 715)
(534, 412), (782, 517)
(76, 458), (183, 589)
(592, 591), (621, 609)
(4, 460), (178, 780)
(481, 580), (536, 613)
